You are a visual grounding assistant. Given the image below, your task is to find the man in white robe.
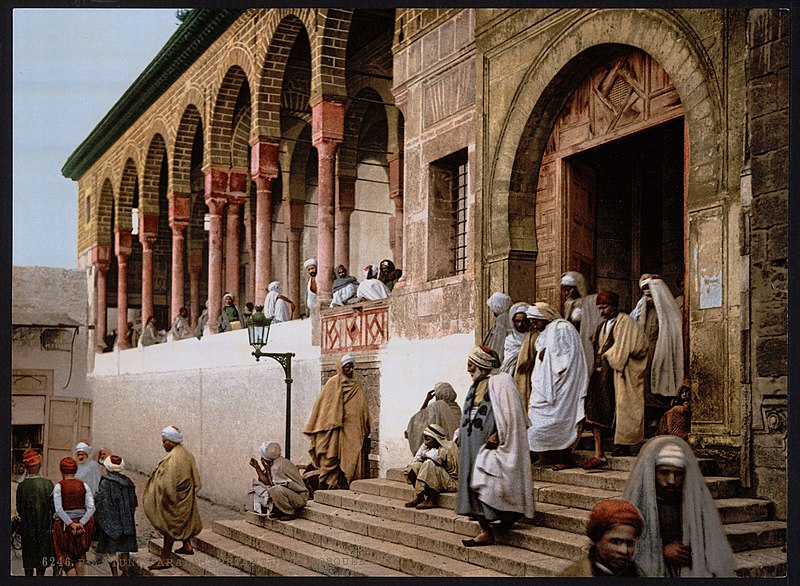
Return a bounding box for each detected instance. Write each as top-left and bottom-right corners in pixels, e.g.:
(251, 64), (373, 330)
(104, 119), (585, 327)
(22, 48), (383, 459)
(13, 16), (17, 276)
(622, 436), (735, 577)
(170, 307), (193, 341)
(561, 271), (602, 376)
(527, 302), (588, 471)
(484, 292), (512, 364)
(457, 346), (534, 547)
(304, 258), (317, 314)
(330, 265), (359, 307)
(499, 302), (530, 375)
(355, 265), (390, 301)
(264, 281), (294, 322)
(74, 442), (102, 496)
(630, 275), (684, 434)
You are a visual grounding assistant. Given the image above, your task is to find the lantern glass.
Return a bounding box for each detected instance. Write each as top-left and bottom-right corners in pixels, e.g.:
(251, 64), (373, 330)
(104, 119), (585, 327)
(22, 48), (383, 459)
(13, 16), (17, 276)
(247, 306), (272, 349)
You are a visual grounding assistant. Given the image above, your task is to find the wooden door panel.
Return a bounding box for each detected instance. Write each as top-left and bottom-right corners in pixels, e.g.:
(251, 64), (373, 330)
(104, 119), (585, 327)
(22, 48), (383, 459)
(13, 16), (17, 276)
(566, 160), (596, 289)
(46, 397), (79, 479)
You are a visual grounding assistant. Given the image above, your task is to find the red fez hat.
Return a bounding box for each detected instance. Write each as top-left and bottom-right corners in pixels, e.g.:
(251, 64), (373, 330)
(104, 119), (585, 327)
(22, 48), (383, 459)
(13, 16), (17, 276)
(109, 455), (122, 465)
(596, 291), (619, 307)
(22, 449), (42, 468)
(586, 499), (644, 542)
(59, 457), (78, 474)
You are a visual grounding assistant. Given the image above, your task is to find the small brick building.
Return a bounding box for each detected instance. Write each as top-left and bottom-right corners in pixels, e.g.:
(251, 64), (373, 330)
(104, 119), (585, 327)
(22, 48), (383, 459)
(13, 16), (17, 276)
(62, 8), (787, 517)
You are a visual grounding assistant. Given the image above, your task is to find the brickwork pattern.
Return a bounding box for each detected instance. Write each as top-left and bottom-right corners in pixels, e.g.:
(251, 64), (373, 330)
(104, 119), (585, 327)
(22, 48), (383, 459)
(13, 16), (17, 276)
(745, 8), (788, 519)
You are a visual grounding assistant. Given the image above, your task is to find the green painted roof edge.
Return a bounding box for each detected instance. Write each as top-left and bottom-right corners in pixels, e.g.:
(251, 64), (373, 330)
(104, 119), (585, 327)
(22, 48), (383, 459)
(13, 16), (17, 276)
(61, 8), (245, 181)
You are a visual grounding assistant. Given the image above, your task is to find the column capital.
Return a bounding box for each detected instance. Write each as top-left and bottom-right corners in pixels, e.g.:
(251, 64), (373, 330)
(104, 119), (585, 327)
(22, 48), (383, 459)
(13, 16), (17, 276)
(251, 141), (280, 180)
(204, 167), (228, 198)
(138, 212), (158, 245)
(168, 192), (191, 229)
(228, 169), (248, 201)
(204, 195), (228, 214)
(311, 101), (345, 146)
(115, 229), (132, 257)
(92, 243), (111, 272)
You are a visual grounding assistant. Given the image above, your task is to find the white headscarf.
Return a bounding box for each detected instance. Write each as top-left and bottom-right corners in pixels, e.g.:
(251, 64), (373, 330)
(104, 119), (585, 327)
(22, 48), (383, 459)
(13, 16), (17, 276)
(264, 281), (291, 322)
(74, 442), (92, 455)
(486, 292), (512, 316)
(500, 302), (530, 374)
(161, 425), (183, 444)
(560, 271), (588, 298)
(622, 436), (735, 577)
(341, 353), (355, 366)
(303, 258), (317, 269)
(630, 277), (684, 397)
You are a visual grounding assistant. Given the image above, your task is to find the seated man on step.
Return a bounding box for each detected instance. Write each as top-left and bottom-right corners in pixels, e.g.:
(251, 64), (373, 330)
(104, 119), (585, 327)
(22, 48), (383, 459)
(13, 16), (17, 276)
(248, 442), (308, 520)
(403, 424), (459, 510)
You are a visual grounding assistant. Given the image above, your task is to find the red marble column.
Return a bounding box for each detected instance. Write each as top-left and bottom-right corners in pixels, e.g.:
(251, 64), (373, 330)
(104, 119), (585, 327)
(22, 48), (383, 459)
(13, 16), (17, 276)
(336, 175), (356, 270)
(115, 230), (132, 349)
(312, 101), (345, 304)
(92, 243), (111, 352)
(225, 171), (247, 300)
(388, 154), (405, 268)
(205, 168), (229, 334)
(251, 142), (279, 302)
(244, 199), (256, 305)
(284, 199), (305, 313)
(187, 246), (204, 329)
(169, 193), (190, 320)
(138, 212), (158, 323)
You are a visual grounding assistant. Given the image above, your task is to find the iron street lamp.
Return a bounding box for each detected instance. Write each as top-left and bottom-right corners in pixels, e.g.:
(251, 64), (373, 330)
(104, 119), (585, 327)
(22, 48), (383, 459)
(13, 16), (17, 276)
(247, 305), (295, 459)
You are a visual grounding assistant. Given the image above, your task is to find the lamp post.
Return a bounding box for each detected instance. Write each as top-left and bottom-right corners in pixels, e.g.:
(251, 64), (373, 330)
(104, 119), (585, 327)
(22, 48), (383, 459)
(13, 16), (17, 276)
(247, 305), (296, 459)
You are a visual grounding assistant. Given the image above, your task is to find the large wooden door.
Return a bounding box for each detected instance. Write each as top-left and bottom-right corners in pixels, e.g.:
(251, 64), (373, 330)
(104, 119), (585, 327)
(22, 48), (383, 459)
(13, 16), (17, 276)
(45, 397), (92, 479)
(565, 160), (596, 289)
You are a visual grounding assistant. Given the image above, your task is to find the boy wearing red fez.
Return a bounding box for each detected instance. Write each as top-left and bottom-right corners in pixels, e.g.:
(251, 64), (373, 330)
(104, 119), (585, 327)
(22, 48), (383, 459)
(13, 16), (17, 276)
(16, 449), (55, 575)
(53, 457), (96, 576)
(561, 499), (646, 576)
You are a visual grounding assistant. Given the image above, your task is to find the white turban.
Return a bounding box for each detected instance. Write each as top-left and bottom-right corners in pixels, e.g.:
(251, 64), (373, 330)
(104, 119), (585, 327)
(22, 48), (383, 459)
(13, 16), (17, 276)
(509, 302), (530, 319)
(486, 292), (512, 316)
(259, 442), (281, 461)
(223, 292), (234, 301)
(341, 353), (355, 366)
(74, 442), (92, 455)
(268, 281), (281, 293)
(526, 301), (561, 322)
(304, 258), (317, 269)
(655, 443), (686, 469)
(103, 455), (125, 473)
(161, 425), (183, 444)
(560, 273), (578, 287)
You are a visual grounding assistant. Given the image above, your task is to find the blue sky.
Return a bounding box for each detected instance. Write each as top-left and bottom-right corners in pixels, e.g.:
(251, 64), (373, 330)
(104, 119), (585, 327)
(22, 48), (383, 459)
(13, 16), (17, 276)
(13, 8), (180, 268)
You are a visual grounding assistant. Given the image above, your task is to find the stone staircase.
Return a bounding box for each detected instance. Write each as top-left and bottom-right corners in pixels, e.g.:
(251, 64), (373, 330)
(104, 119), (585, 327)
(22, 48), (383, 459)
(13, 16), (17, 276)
(133, 450), (786, 577)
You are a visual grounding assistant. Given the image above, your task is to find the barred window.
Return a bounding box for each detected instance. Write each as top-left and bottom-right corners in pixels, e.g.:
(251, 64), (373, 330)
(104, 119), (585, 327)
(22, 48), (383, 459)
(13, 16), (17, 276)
(428, 149), (468, 280)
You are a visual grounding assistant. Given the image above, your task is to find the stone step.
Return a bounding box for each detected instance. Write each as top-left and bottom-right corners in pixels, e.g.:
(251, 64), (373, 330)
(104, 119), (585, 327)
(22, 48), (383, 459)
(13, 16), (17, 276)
(147, 537), (248, 576)
(724, 520), (787, 553)
(195, 527), (323, 576)
(213, 518), (406, 577)
(570, 450), (717, 474)
(130, 550), (193, 577)
(733, 546), (787, 578)
(531, 466), (739, 498)
(315, 487), (475, 535)
(296, 498), (573, 576)
(314, 488), (591, 562)
(350, 477), (459, 509)
(238, 513), (509, 577)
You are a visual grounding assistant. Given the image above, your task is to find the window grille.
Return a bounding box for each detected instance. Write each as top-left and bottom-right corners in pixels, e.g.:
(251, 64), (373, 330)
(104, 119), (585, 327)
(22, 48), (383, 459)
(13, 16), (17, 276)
(451, 161), (468, 274)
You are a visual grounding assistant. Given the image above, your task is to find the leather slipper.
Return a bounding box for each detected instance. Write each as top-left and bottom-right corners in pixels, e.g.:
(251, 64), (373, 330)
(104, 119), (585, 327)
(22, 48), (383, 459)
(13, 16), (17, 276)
(147, 561), (173, 570)
(552, 462), (576, 471)
(462, 538), (495, 547)
(174, 547), (194, 555)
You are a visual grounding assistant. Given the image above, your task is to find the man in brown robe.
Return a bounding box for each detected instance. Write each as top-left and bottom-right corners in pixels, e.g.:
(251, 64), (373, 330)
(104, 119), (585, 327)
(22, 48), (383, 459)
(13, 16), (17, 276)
(143, 425), (202, 570)
(583, 291), (648, 469)
(303, 353), (371, 490)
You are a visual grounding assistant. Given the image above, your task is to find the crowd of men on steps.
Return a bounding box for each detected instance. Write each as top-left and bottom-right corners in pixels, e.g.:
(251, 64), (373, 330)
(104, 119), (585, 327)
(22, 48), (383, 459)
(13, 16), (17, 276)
(15, 269), (735, 577)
